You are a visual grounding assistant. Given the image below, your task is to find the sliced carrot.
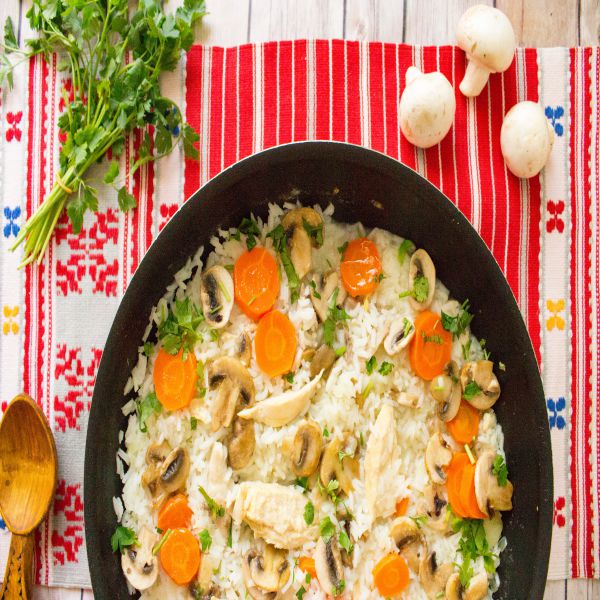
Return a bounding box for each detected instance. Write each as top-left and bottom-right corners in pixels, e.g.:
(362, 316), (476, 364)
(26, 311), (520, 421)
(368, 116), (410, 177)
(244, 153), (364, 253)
(409, 310), (452, 380)
(298, 556), (318, 580)
(372, 553), (410, 596)
(447, 400), (481, 445)
(153, 348), (197, 411)
(395, 497), (409, 517)
(157, 494), (193, 531)
(254, 309), (297, 378)
(340, 237), (382, 297)
(233, 247), (280, 320)
(159, 528), (201, 585)
(460, 463), (487, 519)
(446, 453), (471, 519)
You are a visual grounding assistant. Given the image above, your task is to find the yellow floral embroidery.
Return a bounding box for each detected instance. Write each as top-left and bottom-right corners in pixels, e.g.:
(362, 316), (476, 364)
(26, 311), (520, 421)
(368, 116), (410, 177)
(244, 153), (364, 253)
(546, 299), (565, 331)
(2, 305), (19, 335)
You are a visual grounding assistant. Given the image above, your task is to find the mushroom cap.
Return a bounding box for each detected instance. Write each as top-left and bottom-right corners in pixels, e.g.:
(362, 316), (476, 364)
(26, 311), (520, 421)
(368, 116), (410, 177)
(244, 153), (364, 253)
(242, 545), (290, 593)
(460, 360), (501, 410)
(400, 68), (456, 149)
(281, 207), (323, 280)
(310, 344), (337, 379)
(430, 361), (461, 422)
(474, 451), (513, 517)
(315, 536), (345, 596)
(419, 551), (453, 599)
(291, 419), (323, 477)
(446, 571), (489, 600)
(384, 317), (415, 355)
(425, 433), (453, 484)
(121, 527), (158, 591)
(408, 249), (436, 311)
(227, 417), (256, 470)
(501, 101), (554, 178)
(200, 265), (234, 329)
(320, 435), (359, 495)
(456, 5), (516, 73)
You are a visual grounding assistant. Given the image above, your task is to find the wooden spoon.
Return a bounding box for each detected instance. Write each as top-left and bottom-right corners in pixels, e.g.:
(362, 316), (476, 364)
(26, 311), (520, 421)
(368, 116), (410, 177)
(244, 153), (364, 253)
(0, 394), (57, 600)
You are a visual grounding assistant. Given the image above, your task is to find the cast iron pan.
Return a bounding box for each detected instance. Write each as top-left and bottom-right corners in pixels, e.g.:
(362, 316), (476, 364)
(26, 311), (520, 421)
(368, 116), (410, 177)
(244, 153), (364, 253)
(85, 141), (552, 599)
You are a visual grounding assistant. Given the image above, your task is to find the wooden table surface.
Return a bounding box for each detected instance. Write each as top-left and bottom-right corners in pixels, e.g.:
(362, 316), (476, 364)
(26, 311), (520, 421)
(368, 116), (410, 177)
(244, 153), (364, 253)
(1, 0), (599, 598)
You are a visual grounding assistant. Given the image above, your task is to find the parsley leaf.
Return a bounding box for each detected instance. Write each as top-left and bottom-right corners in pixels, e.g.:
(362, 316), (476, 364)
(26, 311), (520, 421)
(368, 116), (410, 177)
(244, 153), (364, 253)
(338, 241), (348, 256)
(398, 274), (429, 303)
(303, 218), (323, 246)
(304, 501), (315, 525)
(322, 288), (349, 347)
(441, 299), (474, 338)
(111, 526), (138, 553)
(338, 529), (353, 553)
(190, 416), (198, 430)
(296, 587), (307, 599)
(463, 381), (482, 401)
(198, 485), (225, 519)
(295, 476), (309, 491)
(238, 217), (261, 250)
(378, 361), (393, 376)
(157, 298), (204, 357)
(492, 455), (509, 487)
(284, 372), (295, 383)
(142, 342), (154, 357)
(334, 580), (346, 595)
(136, 392), (162, 433)
(268, 224), (300, 302)
(398, 239), (416, 264)
(366, 356), (377, 375)
(319, 516), (335, 542)
(198, 528), (212, 552)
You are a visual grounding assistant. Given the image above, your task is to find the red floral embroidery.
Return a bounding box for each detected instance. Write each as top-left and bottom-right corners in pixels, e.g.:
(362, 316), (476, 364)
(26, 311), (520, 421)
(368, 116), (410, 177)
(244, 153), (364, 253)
(54, 344), (102, 432)
(55, 209), (119, 296)
(546, 200), (565, 233)
(553, 496), (566, 527)
(51, 480), (84, 565)
(6, 111), (23, 142)
(159, 203), (178, 230)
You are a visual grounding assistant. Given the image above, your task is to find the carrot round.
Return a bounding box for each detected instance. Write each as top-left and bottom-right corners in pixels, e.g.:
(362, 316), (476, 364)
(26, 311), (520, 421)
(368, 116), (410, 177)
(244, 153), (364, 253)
(446, 400), (481, 445)
(446, 453), (471, 519)
(153, 348), (198, 411)
(234, 247), (280, 320)
(254, 309), (297, 378)
(157, 494), (193, 531)
(159, 528), (201, 585)
(340, 237), (382, 297)
(372, 553), (410, 596)
(395, 497), (409, 517)
(460, 463), (487, 519)
(298, 556), (317, 580)
(409, 310), (452, 380)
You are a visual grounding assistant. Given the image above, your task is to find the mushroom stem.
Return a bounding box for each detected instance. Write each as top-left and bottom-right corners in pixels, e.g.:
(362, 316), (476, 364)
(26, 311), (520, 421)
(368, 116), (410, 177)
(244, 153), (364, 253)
(460, 60), (492, 97)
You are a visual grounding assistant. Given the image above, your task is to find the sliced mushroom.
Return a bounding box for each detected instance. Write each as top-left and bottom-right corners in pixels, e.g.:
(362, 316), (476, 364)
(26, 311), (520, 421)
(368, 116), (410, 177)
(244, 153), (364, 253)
(483, 511), (503, 548)
(419, 551), (453, 599)
(474, 451), (513, 517)
(390, 517), (423, 572)
(315, 536), (345, 598)
(142, 444), (190, 507)
(238, 371), (323, 427)
(320, 435), (359, 496)
(160, 446), (190, 493)
(227, 417), (256, 470)
(208, 357), (255, 431)
(281, 207), (323, 280)
(310, 270), (346, 322)
(121, 526), (158, 591)
(242, 544), (290, 596)
(446, 572), (489, 600)
(430, 361), (462, 422)
(408, 249), (436, 311)
(460, 360), (501, 410)
(200, 265), (234, 329)
(188, 554), (216, 599)
(237, 331), (252, 366)
(310, 344), (337, 379)
(425, 433), (453, 484)
(420, 484), (449, 532)
(291, 420), (323, 477)
(384, 317), (415, 355)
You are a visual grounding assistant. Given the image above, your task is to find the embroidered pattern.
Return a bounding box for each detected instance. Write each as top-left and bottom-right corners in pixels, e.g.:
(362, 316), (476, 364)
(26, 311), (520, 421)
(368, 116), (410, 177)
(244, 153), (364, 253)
(547, 397), (566, 430)
(3, 206), (21, 238)
(2, 305), (19, 335)
(546, 299), (566, 331)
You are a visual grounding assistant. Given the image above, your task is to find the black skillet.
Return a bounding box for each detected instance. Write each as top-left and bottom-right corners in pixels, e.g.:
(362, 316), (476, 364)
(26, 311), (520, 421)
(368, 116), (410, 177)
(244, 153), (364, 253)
(85, 141), (552, 599)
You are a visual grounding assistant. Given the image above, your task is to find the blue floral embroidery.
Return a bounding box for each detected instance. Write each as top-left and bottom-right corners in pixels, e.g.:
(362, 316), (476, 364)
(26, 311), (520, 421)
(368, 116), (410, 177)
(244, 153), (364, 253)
(547, 396), (566, 430)
(3, 206), (21, 238)
(164, 107), (180, 137)
(0, 518), (6, 530)
(545, 106), (564, 137)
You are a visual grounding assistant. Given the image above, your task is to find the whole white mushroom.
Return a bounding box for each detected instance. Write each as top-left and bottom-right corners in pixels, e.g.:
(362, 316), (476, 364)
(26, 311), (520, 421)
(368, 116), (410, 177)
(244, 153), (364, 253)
(456, 5), (516, 97)
(399, 67), (456, 149)
(501, 101), (554, 178)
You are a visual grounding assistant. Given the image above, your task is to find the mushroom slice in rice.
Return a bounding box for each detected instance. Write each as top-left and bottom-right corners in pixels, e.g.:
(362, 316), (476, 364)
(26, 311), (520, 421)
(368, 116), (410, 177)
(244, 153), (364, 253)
(121, 527), (158, 591)
(425, 433), (452, 484)
(474, 451), (513, 517)
(310, 344), (337, 379)
(408, 249), (436, 311)
(315, 536), (345, 598)
(238, 371), (323, 428)
(242, 544), (290, 597)
(237, 331), (252, 367)
(389, 516), (424, 572)
(309, 270), (346, 323)
(281, 207), (323, 280)
(142, 443), (190, 508)
(320, 435), (359, 496)
(430, 360), (462, 422)
(200, 265), (234, 329)
(208, 357), (255, 432)
(227, 417), (256, 470)
(460, 360), (501, 410)
(420, 484), (449, 532)
(446, 572), (489, 600)
(291, 420), (323, 477)
(419, 551), (453, 599)
(384, 317), (415, 355)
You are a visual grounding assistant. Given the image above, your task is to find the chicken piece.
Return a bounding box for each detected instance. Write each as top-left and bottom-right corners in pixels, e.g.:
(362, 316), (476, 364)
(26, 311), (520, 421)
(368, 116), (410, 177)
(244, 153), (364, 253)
(233, 482), (318, 549)
(365, 404), (397, 519)
(207, 442), (230, 504)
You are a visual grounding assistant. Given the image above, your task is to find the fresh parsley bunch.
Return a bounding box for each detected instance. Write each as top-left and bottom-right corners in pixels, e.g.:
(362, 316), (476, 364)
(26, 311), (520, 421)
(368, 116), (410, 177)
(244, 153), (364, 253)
(1, 0), (205, 266)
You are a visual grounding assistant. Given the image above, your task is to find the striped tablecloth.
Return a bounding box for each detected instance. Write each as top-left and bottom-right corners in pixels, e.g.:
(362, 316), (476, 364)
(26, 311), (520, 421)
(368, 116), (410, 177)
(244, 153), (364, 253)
(0, 41), (598, 589)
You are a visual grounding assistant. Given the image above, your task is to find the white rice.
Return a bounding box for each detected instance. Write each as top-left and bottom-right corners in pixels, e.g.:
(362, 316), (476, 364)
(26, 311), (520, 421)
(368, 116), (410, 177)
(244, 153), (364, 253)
(116, 203), (507, 599)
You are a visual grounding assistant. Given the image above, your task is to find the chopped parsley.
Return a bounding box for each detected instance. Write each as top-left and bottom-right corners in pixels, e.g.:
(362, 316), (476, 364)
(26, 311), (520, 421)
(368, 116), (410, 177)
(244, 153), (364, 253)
(338, 241), (348, 256)
(198, 528), (212, 552)
(111, 526), (138, 553)
(198, 485), (225, 519)
(238, 217), (261, 251)
(323, 427), (330, 438)
(190, 416), (198, 430)
(378, 361), (393, 376)
(304, 501), (315, 525)
(397, 239), (416, 264)
(227, 519), (233, 548)
(463, 381), (482, 401)
(421, 331), (443, 345)
(338, 448), (355, 464)
(323, 288), (350, 347)
(319, 516), (336, 542)
(157, 298), (204, 357)
(136, 392), (162, 433)
(308, 279), (321, 299)
(295, 476), (309, 491)
(296, 587), (307, 599)
(333, 580), (346, 595)
(324, 479), (340, 504)
(152, 529), (172, 555)
(399, 274), (429, 303)
(366, 355), (377, 375)
(480, 338), (492, 360)
(303, 218), (324, 246)
(338, 529), (353, 553)
(268, 224), (301, 303)
(409, 515), (428, 529)
(462, 339), (472, 361)
(492, 455), (509, 487)
(143, 342), (154, 357)
(335, 346), (347, 357)
(284, 372), (295, 384)
(373, 272), (385, 283)
(441, 299), (474, 338)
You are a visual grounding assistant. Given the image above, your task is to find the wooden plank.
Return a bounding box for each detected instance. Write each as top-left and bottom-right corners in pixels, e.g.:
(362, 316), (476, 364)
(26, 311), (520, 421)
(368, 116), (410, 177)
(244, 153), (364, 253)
(580, 0), (600, 45)
(195, 0), (250, 45)
(496, 0), (579, 46)
(248, 0), (344, 42)
(402, 0), (492, 45)
(344, 0), (405, 42)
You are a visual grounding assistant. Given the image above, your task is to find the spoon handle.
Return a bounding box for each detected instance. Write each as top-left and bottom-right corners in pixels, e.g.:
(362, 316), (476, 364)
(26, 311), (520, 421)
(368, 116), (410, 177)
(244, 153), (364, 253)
(0, 532), (34, 600)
